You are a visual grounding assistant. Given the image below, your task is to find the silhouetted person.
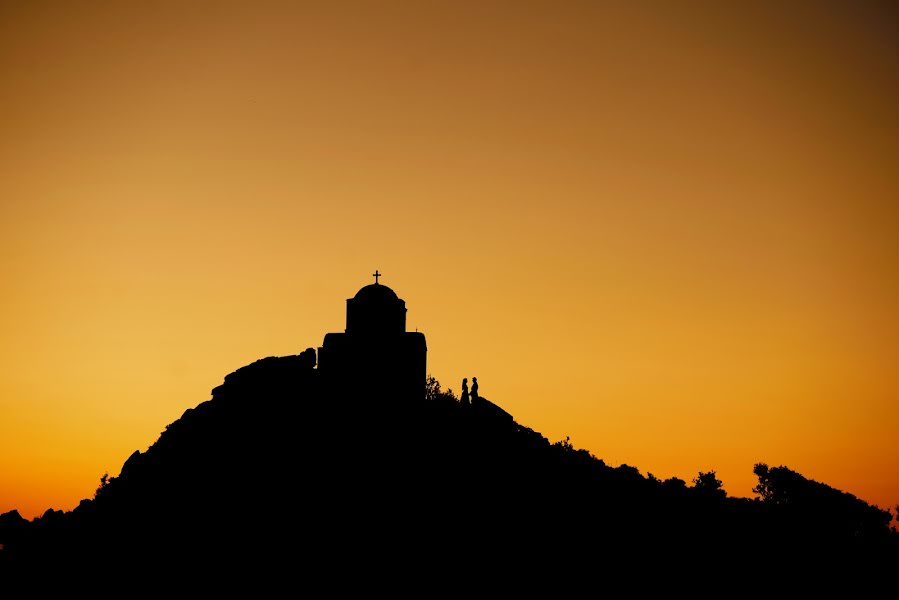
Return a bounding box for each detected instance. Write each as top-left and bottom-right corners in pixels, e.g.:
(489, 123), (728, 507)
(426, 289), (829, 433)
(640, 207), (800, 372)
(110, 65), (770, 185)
(470, 377), (478, 401)
(460, 378), (470, 405)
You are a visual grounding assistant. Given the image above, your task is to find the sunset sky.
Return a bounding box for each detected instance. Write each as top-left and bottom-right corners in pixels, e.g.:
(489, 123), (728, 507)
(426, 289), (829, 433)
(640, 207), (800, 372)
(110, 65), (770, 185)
(1, 1), (897, 521)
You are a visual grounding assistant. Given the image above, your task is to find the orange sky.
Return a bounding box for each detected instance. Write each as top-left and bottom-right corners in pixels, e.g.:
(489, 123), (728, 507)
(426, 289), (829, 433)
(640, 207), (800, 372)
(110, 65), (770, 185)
(1, 1), (897, 521)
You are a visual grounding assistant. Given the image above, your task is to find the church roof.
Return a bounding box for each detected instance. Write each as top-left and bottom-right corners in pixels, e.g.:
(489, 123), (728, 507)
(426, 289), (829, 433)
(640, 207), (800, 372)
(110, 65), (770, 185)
(353, 283), (399, 302)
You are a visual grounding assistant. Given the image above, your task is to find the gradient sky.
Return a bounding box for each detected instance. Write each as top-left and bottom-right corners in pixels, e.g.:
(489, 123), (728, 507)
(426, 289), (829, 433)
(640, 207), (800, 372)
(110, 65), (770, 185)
(1, 1), (897, 521)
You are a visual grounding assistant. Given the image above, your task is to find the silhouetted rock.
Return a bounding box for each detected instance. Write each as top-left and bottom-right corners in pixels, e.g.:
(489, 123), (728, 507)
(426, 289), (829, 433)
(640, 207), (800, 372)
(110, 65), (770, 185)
(471, 395), (512, 422)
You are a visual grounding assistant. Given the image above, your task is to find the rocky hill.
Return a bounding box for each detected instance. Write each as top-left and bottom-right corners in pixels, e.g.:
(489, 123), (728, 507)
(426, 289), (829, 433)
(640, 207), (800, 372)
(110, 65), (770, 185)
(1, 354), (896, 589)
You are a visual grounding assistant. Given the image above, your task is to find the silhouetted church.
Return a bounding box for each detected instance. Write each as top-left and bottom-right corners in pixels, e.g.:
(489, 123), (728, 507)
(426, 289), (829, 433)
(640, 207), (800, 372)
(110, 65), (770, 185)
(317, 272), (427, 402)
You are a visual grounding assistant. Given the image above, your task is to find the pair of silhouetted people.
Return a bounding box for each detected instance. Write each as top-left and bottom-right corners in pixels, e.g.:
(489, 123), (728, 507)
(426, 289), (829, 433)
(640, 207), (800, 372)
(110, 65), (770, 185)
(460, 377), (478, 405)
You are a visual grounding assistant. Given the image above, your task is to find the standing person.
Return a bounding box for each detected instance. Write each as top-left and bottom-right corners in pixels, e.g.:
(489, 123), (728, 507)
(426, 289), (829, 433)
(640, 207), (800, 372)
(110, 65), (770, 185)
(460, 378), (469, 405)
(470, 377), (479, 402)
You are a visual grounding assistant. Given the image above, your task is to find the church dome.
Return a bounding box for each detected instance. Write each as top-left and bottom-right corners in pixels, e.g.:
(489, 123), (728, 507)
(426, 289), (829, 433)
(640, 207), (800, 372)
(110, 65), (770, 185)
(345, 279), (407, 336)
(353, 283), (399, 302)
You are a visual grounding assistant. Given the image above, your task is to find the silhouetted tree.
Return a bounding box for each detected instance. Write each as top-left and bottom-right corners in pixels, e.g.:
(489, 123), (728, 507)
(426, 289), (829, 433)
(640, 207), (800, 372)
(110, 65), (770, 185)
(94, 472), (112, 499)
(555, 435), (575, 452)
(424, 374), (456, 404)
(692, 470), (725, 498)
(662, 477), (687, 492)
(752, 462), (894, 549)
(752, 463), (780, 502)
